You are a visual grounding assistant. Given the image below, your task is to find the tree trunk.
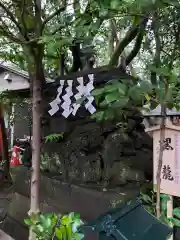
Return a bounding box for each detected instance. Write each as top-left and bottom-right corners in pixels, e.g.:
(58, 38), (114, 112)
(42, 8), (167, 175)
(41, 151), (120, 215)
(28, 57), (45, 240)
(30, 76), (41, 214)
(108, 20), (115, 57)
(156, 102), (166, 217)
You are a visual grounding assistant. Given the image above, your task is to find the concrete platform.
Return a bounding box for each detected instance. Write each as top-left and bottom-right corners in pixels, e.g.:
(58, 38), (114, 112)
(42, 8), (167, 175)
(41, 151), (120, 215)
(0, 230), (14, 239)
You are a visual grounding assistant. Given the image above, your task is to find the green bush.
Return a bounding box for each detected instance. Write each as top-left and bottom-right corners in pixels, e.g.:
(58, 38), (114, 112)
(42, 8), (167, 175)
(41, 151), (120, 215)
(140, 192), (180, 227)
(24, 212), (84, 240)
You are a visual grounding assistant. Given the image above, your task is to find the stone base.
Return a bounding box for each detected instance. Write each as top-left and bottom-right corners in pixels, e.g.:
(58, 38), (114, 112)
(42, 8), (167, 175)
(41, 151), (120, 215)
(0, 229), (14, 240)
(12, 167), (140, 220)
(1, 167), (141, 239)
(2, 216), (28, 240)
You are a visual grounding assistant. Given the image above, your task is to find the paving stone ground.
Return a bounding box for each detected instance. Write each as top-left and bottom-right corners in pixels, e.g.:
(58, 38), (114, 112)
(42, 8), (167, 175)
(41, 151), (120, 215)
(0, 182), (13, 238)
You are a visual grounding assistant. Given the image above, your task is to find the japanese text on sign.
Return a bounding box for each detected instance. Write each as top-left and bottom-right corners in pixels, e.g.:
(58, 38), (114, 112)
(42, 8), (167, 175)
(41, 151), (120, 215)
(153, 129), (180, 197)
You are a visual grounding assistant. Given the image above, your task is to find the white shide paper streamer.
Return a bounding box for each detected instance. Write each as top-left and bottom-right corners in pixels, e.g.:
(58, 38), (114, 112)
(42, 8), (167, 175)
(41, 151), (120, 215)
(61, 80), (73, 118)
(84, 74), (96, 114)
(48, 74), (96, 118)
(72, 76), (84, 116)
(48, 80), (65, 116)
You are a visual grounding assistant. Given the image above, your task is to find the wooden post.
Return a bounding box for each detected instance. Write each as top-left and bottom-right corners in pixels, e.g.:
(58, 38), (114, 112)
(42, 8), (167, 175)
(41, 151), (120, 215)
(0, 104), (11, 183)
(167, 195), (173, 240)
(10, 104), (15, 148)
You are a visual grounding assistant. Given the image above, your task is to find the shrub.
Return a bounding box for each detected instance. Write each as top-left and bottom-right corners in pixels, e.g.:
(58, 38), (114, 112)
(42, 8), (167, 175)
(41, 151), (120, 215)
(24, 212), (84, 240)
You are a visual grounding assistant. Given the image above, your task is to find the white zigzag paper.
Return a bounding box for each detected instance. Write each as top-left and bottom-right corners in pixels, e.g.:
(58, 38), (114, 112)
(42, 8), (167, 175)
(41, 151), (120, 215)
(85, 74), (96, 114)
(48, 80), (65, 116)
(61, 80), (73, 118)
(72, 77), (84, 116)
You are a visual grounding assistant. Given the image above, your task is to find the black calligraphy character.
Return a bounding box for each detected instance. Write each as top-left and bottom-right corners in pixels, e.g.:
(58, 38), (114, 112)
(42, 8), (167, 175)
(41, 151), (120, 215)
(159, 138), (174, 150)
(162, 165), (174, 181)
(164, 138), (173, 150)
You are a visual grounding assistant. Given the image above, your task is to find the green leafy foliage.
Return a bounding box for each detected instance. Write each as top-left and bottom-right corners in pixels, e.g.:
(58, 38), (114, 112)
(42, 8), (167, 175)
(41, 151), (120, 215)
(45, 133), (64, 143)
(24, 212), (84, 240)
(140, 191), (156, 216)
(140, 192), (180, 227)
(40, 152), (61, 173)
(91, 79), (151, 121)
(91, 63), (180, 123)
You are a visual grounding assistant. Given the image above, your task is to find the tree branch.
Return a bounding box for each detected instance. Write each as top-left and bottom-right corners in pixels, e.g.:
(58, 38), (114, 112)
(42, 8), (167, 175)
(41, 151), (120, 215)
(0, 2), (24, 39)
(169, 10), (180, 69)
(151, 14), (161, 85)
(0, 18), (22, 44)
(42, 1), (67, 30)
(34, 0), (43, 37)
(20, 0), (28, 34)
(122, 18), (148, 66)
(156, 80), (168, 218)
(0, 18), (38, 45)
(109, 21), (140, 66)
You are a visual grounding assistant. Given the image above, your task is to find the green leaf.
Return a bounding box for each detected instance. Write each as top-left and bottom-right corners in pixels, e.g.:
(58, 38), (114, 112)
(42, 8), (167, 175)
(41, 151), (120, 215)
(160, 194), (170, 200)
(67, 225), (73, 239)
(99, 100), (107, 107)
(61, 215), (73, 226)
(71, 233), (84, 240)
(92, 88), (105, 96)
(104, 84), (119, 93)
(128, 85), (143, 102)
(55, 227), (63, 239)
(36, 224), (44, 233)
(173, 208), (180, 218)
(45, 133), (64, 143)
(144, 205), (154, 214)
(118, 83), (127, 95)
(72, 220), (82, 233)
(148, 65), (171, 77)
(24, 218), (33, 226)
(29, 213), (39, 224)
(170, 217), (180, 227)
(41, 216), (52, 229)
(163, 0), (180, 7)
(155, 87), (165, 101)
(110, 0), (120, 9)
(103, 109), (115, 120)
(166, 88), (173, 102)
(105, 92), (120, 104)
(139, 81), (152, 94)
(102, 82), (127, 95)
(111, 98), (129, 108)
(133, 15), (141, 25)
(38, 36), (54, 44)
(140, 193), (152, 203)
(99, 7), (109, 17)
(91, 111), (104, 121)
(47, 42), (57, 54)
(51, 214), (58, 228)
(161, 198), (167, 213)
(72, 212), (80, 220)
(159, 212), (170, 225)
(69, 212), (75, 220)
(169, 74), (178, 84)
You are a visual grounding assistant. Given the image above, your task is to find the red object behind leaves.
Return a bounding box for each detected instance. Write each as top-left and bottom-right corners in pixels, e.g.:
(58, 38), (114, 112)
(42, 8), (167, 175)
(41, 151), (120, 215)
(10, 145), (22, 166)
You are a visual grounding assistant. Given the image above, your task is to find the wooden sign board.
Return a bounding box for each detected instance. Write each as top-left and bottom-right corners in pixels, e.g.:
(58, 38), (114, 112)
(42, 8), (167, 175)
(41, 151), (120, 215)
(146, 119), (180, 197)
